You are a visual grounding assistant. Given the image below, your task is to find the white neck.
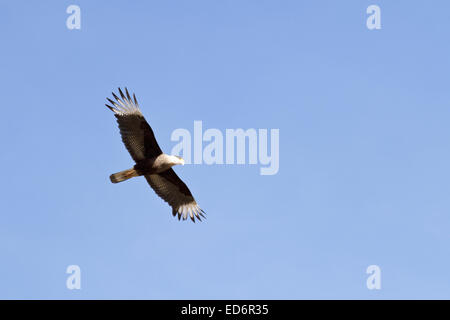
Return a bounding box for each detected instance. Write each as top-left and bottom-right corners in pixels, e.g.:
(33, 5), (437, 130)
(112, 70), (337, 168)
(166, 154), (185, 166)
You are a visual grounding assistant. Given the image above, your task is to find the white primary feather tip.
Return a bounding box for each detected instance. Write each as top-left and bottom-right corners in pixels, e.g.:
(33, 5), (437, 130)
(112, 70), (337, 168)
(105, 87), (143, 116)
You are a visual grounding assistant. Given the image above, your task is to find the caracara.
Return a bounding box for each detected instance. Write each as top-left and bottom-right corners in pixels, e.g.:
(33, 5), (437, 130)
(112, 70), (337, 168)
(105, 88), (205, 222)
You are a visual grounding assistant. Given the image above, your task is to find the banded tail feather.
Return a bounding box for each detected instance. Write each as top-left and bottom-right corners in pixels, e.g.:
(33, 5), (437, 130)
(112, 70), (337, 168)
(110, 168), (139, 183)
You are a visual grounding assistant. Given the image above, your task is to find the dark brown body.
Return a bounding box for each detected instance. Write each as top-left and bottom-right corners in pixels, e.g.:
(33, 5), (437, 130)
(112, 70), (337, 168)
(134, 154), (175, 175)
(134, 157), (159, 175)
(110, 154), (176, 184)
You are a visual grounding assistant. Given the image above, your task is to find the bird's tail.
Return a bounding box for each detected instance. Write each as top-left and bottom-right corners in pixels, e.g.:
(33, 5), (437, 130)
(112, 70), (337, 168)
(110, 168), (139, 183)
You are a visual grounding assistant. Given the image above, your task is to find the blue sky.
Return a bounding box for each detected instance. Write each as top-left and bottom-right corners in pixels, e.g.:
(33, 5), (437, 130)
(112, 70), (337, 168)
(1, 0), (450, 299)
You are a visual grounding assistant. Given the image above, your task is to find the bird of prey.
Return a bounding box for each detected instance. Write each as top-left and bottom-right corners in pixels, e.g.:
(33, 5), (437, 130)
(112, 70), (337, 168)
(105, 88), (205, 222)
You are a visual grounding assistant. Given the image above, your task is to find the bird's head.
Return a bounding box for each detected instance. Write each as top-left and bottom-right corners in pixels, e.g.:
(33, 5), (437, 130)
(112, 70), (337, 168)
(171, 155), (185, 166)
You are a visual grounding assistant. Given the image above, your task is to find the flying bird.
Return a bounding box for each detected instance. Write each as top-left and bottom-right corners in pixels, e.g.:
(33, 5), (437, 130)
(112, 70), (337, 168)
(105, 88), (205, 222)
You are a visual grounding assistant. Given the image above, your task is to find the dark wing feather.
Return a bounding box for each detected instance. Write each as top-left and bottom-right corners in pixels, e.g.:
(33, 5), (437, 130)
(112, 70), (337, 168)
(145, 169), (206, 222)
(106, 88), (163, 161)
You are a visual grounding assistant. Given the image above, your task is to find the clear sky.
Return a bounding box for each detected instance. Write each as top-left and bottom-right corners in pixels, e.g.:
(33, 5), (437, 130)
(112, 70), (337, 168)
(1, 0), (450, 299)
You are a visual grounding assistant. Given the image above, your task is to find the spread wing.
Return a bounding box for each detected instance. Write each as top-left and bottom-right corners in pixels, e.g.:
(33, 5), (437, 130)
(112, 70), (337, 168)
(105, 88), (163, 162)
(145, 169), (206, 222)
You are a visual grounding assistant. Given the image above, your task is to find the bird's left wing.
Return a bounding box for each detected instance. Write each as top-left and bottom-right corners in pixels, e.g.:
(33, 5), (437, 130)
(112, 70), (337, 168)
(145, 169), (206, 222)
(106, 88), (163, 161)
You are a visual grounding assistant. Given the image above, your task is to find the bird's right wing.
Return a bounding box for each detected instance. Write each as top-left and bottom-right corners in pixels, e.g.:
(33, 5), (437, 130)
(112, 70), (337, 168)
(145, 169), (206, 222)
(106, 88), (163, 162)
